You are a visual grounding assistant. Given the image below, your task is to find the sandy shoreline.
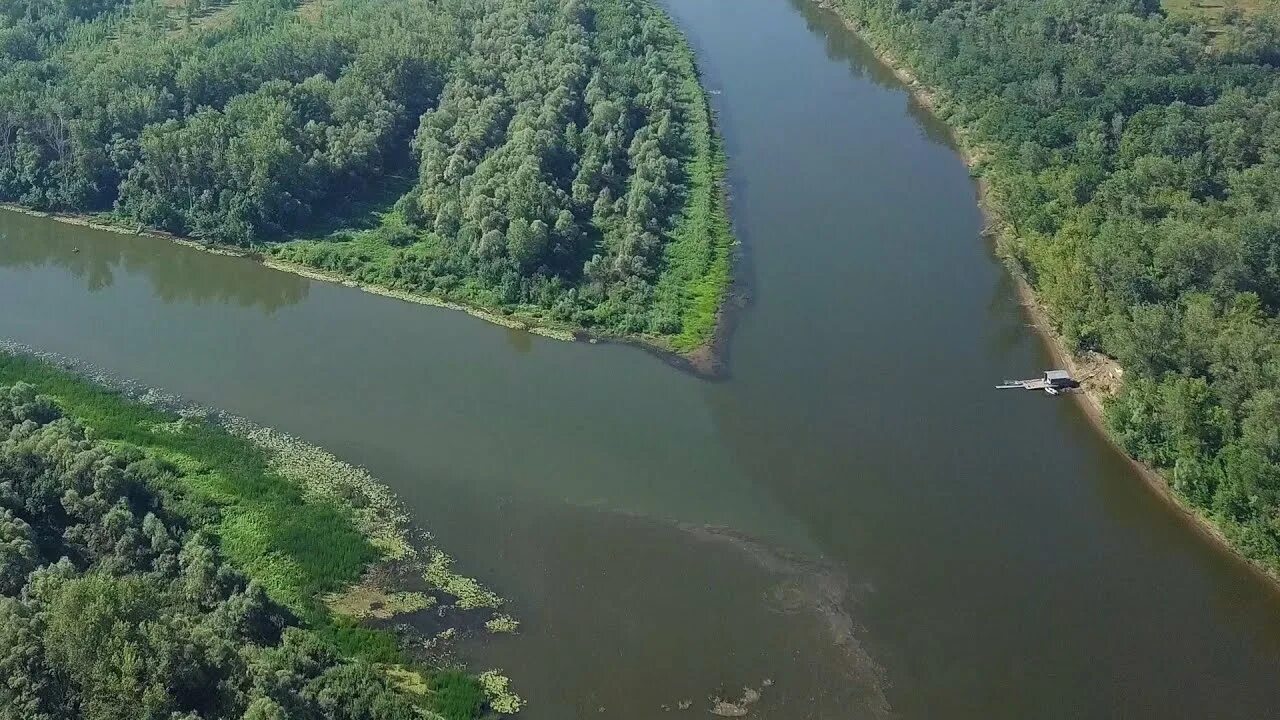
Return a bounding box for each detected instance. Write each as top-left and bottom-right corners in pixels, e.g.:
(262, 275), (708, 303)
(814, 2), (1280, 589)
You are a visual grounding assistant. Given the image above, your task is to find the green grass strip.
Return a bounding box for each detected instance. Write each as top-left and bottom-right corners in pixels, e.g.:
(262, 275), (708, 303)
(0, 354), (373, 623)
(649, 7), (736, 354)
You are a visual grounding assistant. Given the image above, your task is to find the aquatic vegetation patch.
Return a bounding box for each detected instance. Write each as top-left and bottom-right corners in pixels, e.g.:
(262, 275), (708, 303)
(484, 614), (520, 634)
(227, 415), (417, 560)
(427, 550), (503, 609)
(478, 670), (526, 715)
(710, 686), (763, 717)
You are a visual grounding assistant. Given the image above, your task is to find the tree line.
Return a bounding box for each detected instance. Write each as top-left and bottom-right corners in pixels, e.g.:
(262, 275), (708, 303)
(829, 0), (1280, 569)
(0, 0), (731, 343)
(0, 0), (461, 232)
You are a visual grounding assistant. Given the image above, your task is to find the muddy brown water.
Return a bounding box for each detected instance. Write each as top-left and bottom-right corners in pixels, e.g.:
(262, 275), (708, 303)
(6, 0), (1280, 716)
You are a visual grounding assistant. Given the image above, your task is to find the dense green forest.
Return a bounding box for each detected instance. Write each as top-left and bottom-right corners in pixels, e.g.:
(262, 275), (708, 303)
(0, 0), (731, 349)
(825, 0), (1280, 570)
(0, 355), (495, 719)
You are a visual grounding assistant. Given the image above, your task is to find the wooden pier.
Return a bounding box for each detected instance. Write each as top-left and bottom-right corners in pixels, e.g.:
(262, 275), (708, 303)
(997, 370), (1077, 395)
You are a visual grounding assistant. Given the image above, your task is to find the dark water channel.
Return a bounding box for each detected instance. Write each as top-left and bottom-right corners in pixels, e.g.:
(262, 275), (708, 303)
(6, 0), (1280, 716)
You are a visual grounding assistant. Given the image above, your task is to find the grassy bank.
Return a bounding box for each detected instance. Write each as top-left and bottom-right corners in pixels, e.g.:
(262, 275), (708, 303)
(649, 28), (737, 356)
(0, 349), (520, 717)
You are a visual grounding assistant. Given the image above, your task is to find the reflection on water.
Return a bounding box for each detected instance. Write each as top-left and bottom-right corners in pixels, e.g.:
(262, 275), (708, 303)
(792, 0), (957, 148)
(0, 211), (308, 313)
(504, 326), (534, 354)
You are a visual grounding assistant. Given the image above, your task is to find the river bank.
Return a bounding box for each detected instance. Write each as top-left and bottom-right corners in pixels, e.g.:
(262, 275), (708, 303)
(0, 202), (575, 337)
(812, 0), (1280, 590)
(0, 343), (523, 716)
(0, 142), (737, 379)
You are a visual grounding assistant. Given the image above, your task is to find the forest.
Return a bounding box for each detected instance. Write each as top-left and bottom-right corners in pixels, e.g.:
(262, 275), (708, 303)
(0, 356), (497, 720)
(0, 0), (731, 349)
(826, 0), (1280, 571)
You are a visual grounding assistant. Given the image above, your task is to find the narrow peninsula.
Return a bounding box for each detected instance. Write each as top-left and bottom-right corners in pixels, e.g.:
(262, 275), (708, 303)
(0, 0), (733, 364)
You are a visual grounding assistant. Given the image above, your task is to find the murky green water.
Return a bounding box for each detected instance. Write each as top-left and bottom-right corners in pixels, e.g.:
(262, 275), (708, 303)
(6, 0), (1280, 716)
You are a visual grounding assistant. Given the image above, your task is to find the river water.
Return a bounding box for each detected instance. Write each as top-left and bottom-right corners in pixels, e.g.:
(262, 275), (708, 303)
(6, 0), (1280, 716)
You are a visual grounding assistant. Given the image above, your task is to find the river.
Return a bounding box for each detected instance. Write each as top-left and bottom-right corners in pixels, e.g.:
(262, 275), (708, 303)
(5, 0), (1280, 716)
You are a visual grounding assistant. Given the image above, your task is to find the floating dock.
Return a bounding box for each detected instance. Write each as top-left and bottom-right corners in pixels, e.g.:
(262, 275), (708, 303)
(997, 370), (1077, 395)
